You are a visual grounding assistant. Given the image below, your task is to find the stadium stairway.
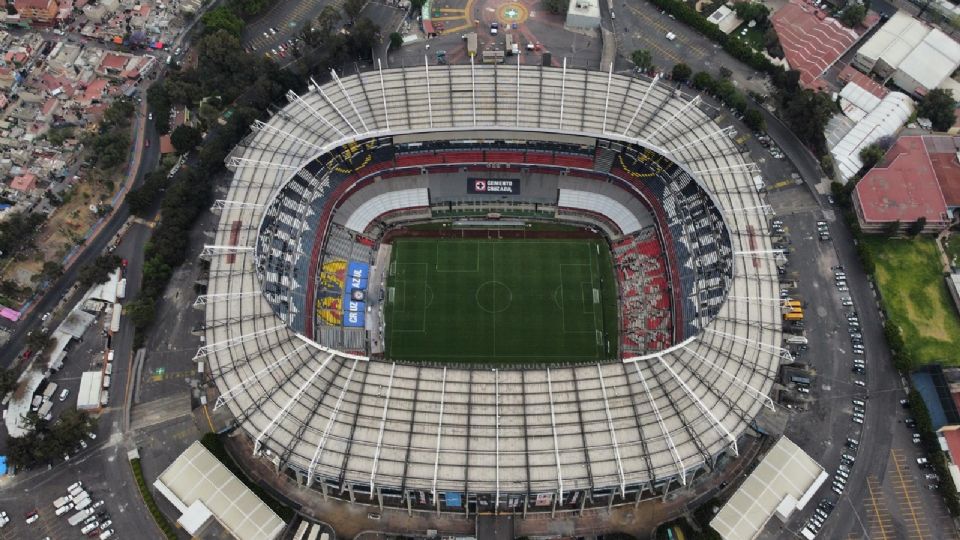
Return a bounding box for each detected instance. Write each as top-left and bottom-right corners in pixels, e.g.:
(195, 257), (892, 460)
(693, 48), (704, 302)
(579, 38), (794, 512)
(593, 147), (617, 173)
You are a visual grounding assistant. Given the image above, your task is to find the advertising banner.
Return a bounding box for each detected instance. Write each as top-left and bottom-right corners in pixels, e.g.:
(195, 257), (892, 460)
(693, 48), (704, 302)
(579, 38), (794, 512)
(343, 309), (365, 327)
(467, 178), (521, 194)
(347, 261), (370, 280)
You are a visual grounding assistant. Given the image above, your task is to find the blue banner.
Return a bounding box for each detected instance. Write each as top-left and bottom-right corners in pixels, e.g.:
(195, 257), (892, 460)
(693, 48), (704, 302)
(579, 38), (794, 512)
(445, 492), (462, 508)
(347, 261), (370, 280)
(343, 309), (365, 327)
(345, 300), (366, 312)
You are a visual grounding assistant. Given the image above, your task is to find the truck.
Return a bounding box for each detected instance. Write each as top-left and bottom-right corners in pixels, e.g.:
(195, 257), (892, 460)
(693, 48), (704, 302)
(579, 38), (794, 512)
(109, 304), (121, 333)
(42, 382), (58, 400)
(785, 336), (808, 345)
(68, 508), (93, 526)
(465, 32), (477, 57)
(784, 311), (804, 321)
(505, 34), (516, 55)
(38, 400), (53, 421)
(73, 496), (91, 511)
(116, 278), (126, 300)
(53, 495), (71, 509)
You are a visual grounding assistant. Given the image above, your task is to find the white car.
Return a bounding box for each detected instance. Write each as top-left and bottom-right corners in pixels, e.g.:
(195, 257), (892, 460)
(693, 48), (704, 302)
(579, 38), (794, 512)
(854, 380), (866, 387)
(853, 417), (864, 424)
(148, 112), (153, 121)
(55, 504), (73, 516)
(666, 31), (676, 40)
(26, 513), (39, 525)
(59, 388), (69, 402)
(81, 521), (99, 534)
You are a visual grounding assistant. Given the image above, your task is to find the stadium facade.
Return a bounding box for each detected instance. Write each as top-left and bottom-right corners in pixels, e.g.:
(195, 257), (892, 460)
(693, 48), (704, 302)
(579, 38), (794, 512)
(199, 63), (785, 514)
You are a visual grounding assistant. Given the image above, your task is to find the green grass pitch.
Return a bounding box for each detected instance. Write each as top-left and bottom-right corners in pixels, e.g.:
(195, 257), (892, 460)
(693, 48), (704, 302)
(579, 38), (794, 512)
(384, 238), (620, 365)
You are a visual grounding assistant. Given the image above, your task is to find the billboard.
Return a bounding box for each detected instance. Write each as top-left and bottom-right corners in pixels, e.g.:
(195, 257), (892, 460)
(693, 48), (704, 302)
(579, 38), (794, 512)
(343, 309), (365, 327)
(347, 261), (370, 280)
(468, 178), (520, 194)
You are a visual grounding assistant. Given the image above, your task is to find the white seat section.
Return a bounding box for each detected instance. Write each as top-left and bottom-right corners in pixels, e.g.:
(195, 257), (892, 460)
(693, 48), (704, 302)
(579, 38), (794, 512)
(558, 189), (643, 235)
(343, 188), (430, 233)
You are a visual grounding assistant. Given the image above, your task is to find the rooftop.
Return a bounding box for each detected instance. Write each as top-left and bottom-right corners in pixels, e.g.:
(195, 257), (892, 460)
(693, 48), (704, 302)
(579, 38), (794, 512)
(771, 0), (865, 90)
(854, 136), (949, 224)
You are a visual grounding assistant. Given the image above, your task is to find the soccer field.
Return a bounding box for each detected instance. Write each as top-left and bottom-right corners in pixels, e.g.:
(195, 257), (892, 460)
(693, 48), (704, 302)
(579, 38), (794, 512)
(384, 238), (620, 365)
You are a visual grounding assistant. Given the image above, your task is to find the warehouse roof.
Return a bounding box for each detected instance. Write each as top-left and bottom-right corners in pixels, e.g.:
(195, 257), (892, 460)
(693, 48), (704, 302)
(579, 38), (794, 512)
(154, 441), (284, 540)
(710, 437), (826, 540)
(898, 29), (960, 92)
(831, 92), (914, 182)
(856, 10), (927, 70)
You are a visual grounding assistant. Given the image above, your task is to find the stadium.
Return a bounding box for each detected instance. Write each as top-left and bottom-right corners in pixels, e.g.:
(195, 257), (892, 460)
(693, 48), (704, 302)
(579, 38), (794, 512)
(199, 62), (785, 515)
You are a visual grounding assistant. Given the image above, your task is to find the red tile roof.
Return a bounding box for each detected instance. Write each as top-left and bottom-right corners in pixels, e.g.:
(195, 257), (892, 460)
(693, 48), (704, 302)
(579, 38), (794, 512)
(10, 173), (38, 192)
(771, 0), (864, 90)
(838, 65), (889, 99)
(942, 427), (960, 464)
(927, 137), (960, 207)
(854, 136), (950, 224)
(99, 52), (127, 71)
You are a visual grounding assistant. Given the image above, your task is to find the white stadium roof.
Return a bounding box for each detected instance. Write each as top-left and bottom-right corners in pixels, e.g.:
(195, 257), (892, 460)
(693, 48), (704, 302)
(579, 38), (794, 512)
(202, 63), (784, 503)
(830, 91), (915, 182)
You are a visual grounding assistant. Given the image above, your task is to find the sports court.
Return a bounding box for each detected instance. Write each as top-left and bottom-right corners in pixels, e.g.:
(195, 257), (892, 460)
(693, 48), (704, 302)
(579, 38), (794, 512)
(384, 238), (619, 364)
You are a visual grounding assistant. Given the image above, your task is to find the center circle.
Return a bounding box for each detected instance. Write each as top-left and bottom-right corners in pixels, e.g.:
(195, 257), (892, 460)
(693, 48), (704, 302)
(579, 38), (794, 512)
(476, 281), (512, 313)
(497, 2), (529, 24)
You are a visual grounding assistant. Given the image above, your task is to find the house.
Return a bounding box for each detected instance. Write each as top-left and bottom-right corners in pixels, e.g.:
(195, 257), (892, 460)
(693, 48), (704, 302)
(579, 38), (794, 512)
(6, 0), (59, 24)
(9, 172), (38, 193)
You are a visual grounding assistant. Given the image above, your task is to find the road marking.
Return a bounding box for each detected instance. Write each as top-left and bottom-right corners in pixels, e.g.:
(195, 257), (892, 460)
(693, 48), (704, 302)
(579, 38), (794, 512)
(891, 449), (928, 540)
(865, 475), (891, 540)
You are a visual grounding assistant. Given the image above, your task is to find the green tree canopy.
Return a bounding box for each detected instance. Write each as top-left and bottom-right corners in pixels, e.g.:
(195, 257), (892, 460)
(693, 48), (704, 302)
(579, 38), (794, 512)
(859, 144), (885, 169)
(918, 88), (957, 132)
(78, 254), (121, 288)
(839, 4), (867, 28)
(732, 1), (770, 27)
(170, 125), (203, 154)
(201, 7), (245, 37)
(631, 49), (654, 71)
(782, 88), (836, 155)
(671, 63), (692, 82)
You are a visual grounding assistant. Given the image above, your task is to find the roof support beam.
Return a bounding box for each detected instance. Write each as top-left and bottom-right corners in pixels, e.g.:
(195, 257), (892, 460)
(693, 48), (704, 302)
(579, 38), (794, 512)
(494, 369), (501, 510)
(225, 157), (300, 171)
(644, 95), (701, 145)
(252, 119), (326, 152)
(632, 361), (686, 485)
(597, 364), (626, 496)
(193, 291), (261, 307)
(658, 355), (738, 457)
(663, 126), (735, 155)
(432, 366), (448, 497)
(307, 358), (359, 487)
(210, 200), (264, 212)
(679, 343), (775, 411)
(623, 74), (659, 136)
(313, 78), (359, 136)
(330, 69), (369, 133)
(194, 324), (285, 359)
(703, 328), (792, 362)
(559, 58), (567, 130)
(546, 368), (564, 500)
(287, 88), (346, 138)
(601, 62), (613, 134)
(516, 56), (521, 127)
(369, 362), (397, 494)
(214, 342), (311, 410)
(254, 352), (335, 455)
(690, 161), (760, 176)
(377, 59), (390, 131)
(470, 56), (477, 126)
(424, 57), (434, 128)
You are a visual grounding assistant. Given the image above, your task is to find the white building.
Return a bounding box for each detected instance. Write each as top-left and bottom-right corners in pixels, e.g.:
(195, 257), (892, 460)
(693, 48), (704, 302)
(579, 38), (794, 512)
(854, 10), (960, 96)
(566, 0), (601, 28)
(830, 92), (915, 182)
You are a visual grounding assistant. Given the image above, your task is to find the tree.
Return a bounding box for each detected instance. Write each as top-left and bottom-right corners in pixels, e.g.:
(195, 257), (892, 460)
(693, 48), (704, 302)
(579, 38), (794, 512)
(78, 254), (121, 287)
(918, 88), (957, 132)
(839, 4), (867, 28)
(343, 0), (365, 21)
(126, 297), (156, 330)
(543, 0), (567, 14)
(32, 261), (63, 285)
(781, 89), (836, 155)
(732, 1), (770, 27)
(170, 125), (203, 154)
(883, 219), (901, 236)
(744, 108), (765, 131)
(908, 216), (928, 236)
(718, 66), (733, 79)
(692, 71), (715, 91)
(631, 49), (654, 71)
(859, 144), (885, 169)
(389, 31), (403, 50)
(671, 63), (692, 82)
(201, 7), (244, 38)
(0, 369), (17, 397)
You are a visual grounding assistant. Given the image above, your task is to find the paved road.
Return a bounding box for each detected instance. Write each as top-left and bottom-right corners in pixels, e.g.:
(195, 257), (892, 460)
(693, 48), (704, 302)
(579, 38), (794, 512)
(0, 101), (161, 367)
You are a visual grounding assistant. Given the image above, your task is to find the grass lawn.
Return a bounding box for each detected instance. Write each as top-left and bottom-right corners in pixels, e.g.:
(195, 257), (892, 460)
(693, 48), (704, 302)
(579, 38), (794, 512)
(865, 236), (960, 365)
(385, 238), (619, 364)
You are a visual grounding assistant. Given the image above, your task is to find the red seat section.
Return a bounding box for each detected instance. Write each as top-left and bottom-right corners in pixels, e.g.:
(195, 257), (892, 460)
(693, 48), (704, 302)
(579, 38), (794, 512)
(614, 228), (673, 355)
